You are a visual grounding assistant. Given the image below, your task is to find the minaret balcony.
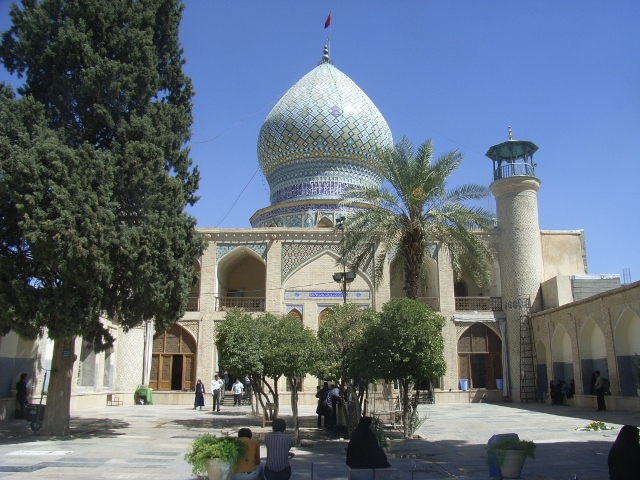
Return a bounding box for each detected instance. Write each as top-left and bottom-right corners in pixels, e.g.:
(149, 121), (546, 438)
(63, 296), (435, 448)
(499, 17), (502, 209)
(493, 162), (535, 181)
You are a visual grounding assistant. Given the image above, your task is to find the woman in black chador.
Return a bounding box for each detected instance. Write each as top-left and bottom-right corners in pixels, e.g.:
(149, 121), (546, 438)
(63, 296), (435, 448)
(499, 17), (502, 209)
(346, 417), (391, 470)
(608, 425), (640, 480)
(193, 379), (206, 410)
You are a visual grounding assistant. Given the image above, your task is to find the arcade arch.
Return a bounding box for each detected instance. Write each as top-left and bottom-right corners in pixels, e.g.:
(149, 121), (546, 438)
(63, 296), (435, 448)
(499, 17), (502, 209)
(578, 319), (608, 395)
(614, 307), (640, 395)
(536, 340), (548, 394)
(551, 324), (573, 383)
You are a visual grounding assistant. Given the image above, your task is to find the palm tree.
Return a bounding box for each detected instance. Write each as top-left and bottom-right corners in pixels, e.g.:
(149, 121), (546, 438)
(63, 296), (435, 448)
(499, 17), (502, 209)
(340, 137), (494, 300)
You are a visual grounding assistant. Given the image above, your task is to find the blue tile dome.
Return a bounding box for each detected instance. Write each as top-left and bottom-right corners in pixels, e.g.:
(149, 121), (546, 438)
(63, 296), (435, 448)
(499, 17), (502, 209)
(257, 49), (393, 207)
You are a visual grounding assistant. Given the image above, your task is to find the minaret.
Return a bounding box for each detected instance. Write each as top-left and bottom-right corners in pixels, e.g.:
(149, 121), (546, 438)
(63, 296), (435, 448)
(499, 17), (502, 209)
(486, 127), (543, 399)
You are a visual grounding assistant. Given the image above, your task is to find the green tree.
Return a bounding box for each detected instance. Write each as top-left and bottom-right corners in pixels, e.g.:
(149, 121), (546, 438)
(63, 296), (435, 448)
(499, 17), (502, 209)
(214, 309), (265, 414)
(267, 315), (320, 446)
(0, 0), (204, 436)
(314, 303), (377, 434)
(341, 137), (494, 300)
(363, 298), (446, 438)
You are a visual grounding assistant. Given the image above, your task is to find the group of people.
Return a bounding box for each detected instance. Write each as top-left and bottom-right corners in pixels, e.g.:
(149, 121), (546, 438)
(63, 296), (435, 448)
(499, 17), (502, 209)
(231, 419), (294, 480)
(315, 382), (342, 429)
(193, 373), (251, 411)
(549, 379), (575, 406)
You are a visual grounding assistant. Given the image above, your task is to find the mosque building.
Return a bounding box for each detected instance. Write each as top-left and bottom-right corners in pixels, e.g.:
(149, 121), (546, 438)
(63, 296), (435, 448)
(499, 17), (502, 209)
(1, 46), (639, 416)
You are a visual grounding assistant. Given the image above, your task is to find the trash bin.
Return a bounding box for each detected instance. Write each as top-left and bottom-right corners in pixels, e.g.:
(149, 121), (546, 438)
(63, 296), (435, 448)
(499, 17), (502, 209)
(487, 433), (519, 478)
(496, 379), (503, 390)
(460, 379), (469, 391)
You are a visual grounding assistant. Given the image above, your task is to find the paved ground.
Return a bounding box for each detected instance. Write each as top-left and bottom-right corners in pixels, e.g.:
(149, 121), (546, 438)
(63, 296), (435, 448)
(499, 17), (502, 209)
(0, 401), (639, 479)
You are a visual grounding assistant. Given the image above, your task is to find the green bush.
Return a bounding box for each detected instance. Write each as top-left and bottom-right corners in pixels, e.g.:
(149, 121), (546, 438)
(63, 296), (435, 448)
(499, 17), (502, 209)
(487, 437), (536, 467)
(184, 434), (247, 477)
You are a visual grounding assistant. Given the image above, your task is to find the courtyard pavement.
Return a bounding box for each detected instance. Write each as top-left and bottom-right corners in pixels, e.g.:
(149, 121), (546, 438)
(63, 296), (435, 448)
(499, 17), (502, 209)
(0, 400), (639, 479)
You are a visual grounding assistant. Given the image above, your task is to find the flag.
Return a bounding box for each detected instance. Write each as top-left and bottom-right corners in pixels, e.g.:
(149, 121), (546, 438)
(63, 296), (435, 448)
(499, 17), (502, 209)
(324, 14), (331, 29)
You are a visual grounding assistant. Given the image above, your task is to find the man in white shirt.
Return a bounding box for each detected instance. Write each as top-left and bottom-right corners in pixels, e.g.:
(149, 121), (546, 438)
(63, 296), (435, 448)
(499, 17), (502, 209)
(211, 374), (224, 412)
(232, 378), (245, 406)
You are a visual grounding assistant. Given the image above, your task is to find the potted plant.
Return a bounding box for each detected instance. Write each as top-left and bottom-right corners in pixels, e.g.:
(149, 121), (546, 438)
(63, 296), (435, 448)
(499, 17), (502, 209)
(184, 433), (247, 480)
(487, 437), (536, 479)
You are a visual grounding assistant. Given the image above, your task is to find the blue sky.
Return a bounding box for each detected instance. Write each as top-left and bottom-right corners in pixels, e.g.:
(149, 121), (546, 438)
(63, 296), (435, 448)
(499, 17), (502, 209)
(1, 1), (638, 280)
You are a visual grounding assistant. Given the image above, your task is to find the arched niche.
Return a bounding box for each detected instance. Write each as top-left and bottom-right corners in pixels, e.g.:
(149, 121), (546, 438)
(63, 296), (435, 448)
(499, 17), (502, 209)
(536, 340), (548, 394)
(457, 322), (502, 389)
(578, 318), (608, 395)
(217, 247), (266, 311)
(288, 308), (302, 321)
(317, 217), (334, 228)
(150, 323), (197, 391)
(318, 307), (331, 328)
(550, 324), (573, 383)
(613, 307), (640, 395)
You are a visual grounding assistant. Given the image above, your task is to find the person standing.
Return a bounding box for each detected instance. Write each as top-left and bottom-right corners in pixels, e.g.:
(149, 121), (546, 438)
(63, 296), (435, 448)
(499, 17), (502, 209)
(232, 428), (263, 480)
(264, 418), (294, 480)
(549, 380), (556, 405)
(211, 374), (224, 412)
(232, 378), (245, 406)
(595, 370), (606, 411)
(15, 373), (28, 418)
(194, 379), (206, 410)
(316, 382), (329, 428)
(567, 379), (576, 406)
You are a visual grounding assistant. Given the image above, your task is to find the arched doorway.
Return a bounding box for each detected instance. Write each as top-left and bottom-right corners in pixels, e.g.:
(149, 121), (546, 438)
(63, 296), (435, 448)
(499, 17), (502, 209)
(457, 323), (502, 389)
(288, 308), (302, 320)
(150, 324), (197, 391)
(217, 248), (266, 311)
(318, 307), (331, 327)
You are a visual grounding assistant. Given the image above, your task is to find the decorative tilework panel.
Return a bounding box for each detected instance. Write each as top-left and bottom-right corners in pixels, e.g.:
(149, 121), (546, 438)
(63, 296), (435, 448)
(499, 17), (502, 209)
(216, 244), (267, 261)
(281, 243), (372, 281)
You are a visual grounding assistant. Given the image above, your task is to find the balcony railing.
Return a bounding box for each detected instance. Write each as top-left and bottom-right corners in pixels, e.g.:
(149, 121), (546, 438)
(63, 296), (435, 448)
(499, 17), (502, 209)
(216, 297), (265, 312)
(186, 295), (199, 312)
(493, 162), (535, 181)
(455, 296), (502, 312)
(417, 297), (440, 311)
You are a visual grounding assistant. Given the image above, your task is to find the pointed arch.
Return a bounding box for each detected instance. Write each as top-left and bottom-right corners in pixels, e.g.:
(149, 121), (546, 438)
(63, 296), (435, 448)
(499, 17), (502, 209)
(217, 246), (266, 311)
(318, 307), (331, 328)
(457, 322), (502, 389)
(536, 340), (548, 394)
(288, 308), (303, 321)
(317, 217), (334, 228)
(551, 324), (573, 382)
(150, 323), (197, 391)
(614, 307), (640, 395)
(578, 318), (608, 395)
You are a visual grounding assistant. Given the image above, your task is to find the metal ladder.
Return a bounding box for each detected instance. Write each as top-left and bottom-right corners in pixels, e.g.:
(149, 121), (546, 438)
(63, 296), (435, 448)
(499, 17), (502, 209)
(520, 314), (542, 402)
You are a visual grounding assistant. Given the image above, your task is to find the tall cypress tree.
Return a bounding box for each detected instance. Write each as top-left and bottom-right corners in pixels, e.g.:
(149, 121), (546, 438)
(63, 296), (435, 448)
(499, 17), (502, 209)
(0, 0), (204, 435)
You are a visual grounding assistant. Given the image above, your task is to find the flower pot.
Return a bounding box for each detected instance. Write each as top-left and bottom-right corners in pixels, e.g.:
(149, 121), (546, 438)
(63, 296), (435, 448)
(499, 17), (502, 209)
(496, 450), (527, 479)
(205, 459), (232, 480)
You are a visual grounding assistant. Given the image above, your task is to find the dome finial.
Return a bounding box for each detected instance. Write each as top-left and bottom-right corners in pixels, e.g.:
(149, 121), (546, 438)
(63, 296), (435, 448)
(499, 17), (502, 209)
(318, 43), (333, 65)
(508, 126), (513, 140)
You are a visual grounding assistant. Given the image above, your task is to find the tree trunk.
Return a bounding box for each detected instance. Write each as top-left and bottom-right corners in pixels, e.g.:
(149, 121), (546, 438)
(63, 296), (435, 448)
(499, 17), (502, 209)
(401, 379), (410, 439)
(290, 377), (299, 446)
(40, 338), (76, 436)
(403, 233), (424, 301)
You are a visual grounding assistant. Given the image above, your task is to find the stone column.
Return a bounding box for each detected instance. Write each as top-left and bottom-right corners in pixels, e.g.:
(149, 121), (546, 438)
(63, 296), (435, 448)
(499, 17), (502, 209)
(265, 239), (282, 313)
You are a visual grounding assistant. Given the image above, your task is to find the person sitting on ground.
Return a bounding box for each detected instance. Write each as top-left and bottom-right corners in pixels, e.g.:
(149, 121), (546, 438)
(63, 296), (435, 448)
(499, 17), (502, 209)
(607, 424), (640, 480)
(232, 428), (262, 480)
(346, 416), (391, 470)
(264, 418), (294, 480)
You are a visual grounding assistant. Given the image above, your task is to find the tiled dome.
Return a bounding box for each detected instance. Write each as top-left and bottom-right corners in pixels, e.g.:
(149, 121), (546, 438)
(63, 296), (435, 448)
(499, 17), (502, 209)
(257, 48), (392, 206)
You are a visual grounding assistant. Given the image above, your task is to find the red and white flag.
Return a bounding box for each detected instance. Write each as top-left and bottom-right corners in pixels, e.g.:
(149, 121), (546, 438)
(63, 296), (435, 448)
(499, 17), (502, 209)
(324, 14), (331, 29)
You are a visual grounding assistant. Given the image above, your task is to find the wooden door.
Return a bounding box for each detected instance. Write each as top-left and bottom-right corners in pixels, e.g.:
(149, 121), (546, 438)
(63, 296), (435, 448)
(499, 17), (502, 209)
(183, 354), (195, 390)
(149, 354), (160, 390)
(159, 354), (172, 390)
